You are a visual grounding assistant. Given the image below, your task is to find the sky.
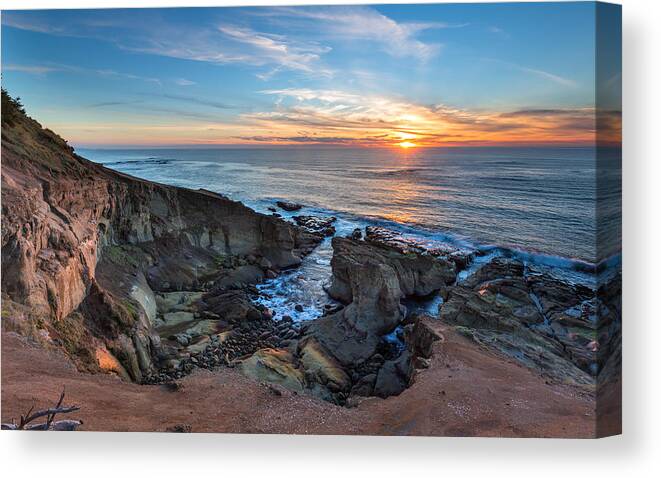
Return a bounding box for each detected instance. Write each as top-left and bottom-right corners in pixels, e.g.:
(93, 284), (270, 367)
(1, 3), (621, 148)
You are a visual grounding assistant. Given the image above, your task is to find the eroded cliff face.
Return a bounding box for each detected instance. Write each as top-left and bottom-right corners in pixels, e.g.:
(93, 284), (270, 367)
(1, 91), (317, 380)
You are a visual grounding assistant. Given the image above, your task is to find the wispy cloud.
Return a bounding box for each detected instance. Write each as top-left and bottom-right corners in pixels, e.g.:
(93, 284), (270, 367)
(217, 24), (333, 77)
(2, 7), (449, 78)
(174, 78), (196, 86)
(1, 13), (66, 34)
(88, 100), (143, 108)
(94, 68), (161, 85)
(2, 61), (161, 84)
(141, 93), (235, 110)
(517, 65), (577, 88)
(487, 59), (577, 87)
(262, 6), (460, 61)
(3, 64), (60, 75)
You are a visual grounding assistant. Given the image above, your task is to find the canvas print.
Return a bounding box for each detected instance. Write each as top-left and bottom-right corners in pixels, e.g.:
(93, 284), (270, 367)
(1, 2), (621, 437)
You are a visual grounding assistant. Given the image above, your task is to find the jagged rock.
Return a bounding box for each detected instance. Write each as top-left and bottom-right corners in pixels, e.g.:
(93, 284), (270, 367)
(276, 200), (303, 212)
(307, 236), (456, 366)
(441, 257), (601, 384)
(364, 226), (472, 269)
(292, 215), (337, 237)
(373, 351), (411, 398)
(406, 315), (443, 359)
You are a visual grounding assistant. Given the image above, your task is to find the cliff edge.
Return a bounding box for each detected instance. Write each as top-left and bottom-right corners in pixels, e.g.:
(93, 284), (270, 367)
(1, 90), (318, 381)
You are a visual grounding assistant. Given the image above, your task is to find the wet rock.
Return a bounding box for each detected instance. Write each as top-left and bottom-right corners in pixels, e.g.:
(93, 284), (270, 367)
(350, 228), (363, 240)
(276, 201), (303, 212)
(292, 215), (337, 237)
(173, 333), (191, 347)
(365, 226), (472, 271)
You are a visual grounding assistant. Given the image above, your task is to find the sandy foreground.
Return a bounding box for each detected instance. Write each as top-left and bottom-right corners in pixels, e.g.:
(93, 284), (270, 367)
(1, 321), (596, 437)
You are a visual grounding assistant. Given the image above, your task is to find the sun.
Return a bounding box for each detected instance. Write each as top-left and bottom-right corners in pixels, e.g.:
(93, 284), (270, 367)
(399, 141), (417, 149)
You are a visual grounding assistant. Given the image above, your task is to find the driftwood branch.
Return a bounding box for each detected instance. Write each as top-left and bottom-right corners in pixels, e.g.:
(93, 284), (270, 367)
(2, 388), (83, 431)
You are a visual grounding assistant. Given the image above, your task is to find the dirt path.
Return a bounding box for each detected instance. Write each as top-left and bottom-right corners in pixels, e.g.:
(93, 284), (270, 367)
(1, 323), (596, 437)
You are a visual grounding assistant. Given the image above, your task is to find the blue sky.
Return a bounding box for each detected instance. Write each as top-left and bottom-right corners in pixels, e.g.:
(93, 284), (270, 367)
(1, 3), (621, 147)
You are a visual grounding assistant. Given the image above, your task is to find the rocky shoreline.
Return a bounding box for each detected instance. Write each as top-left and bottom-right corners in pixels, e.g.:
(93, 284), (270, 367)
(1, 90), (620, 419)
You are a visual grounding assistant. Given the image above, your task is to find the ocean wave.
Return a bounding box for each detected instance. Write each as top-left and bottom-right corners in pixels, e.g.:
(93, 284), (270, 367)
(106, 158), (172, 166)
(375, 168), (427, 177)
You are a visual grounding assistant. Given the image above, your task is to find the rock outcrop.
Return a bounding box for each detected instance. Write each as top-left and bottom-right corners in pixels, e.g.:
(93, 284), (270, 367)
(292, 215), (337, 237)
(307, 235), (457, 366)
(440, 257), (620, 385)
(226, 229), (459, 403)
(1, 90), (319, 381)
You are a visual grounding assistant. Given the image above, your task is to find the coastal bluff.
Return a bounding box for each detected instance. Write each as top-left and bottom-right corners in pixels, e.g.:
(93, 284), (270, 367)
(1, 90), (319, 381)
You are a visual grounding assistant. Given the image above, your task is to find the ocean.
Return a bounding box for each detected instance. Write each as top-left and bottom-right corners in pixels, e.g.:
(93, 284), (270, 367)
(80, 146), (621, 322)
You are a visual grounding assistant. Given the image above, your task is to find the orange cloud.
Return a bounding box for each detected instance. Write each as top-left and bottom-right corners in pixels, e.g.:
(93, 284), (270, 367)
(53, 88), (621, 148)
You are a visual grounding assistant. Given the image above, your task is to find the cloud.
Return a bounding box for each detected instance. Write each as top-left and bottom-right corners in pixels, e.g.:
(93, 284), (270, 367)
(93, 68), (161, 85)
(3, 64), (61, 75)
(235, 134), (379, 144)
(59, 91), (618, 147)
(1, 6), (456, 82)
(216, 24), (333, 77)
(141, 93), (235, 110)
(174, 78), (196, 86)
(263, 6), (457, 61)
(86, 101), (225, 122)
(2, 10), (333, 80)
(1, 13), (66, 34)
(232, 88), (609, 146)
(88, 100), (143, 108)
(517, 66), (577, 88)
(486, 59), (577, 87)
(115, 22), (334, 79)
(500, 108), (591, 118)
(3, 62), (161, 84)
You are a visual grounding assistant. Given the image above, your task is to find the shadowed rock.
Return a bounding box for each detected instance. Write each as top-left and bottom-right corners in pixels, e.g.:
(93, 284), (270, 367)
(440, 257), (614, 385)
(307, 236), (456, 366)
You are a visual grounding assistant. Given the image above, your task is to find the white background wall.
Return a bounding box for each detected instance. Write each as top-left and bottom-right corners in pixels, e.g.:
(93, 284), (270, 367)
(1, 0), (659, 476)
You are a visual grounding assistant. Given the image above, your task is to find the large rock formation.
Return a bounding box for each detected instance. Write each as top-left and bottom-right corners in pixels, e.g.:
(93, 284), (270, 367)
(306, 234), (457, 366)
(1, 90), (319, 381)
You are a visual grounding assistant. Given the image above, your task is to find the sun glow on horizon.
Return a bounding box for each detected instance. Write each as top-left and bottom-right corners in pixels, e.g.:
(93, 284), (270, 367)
(399, 141), (417, 149)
